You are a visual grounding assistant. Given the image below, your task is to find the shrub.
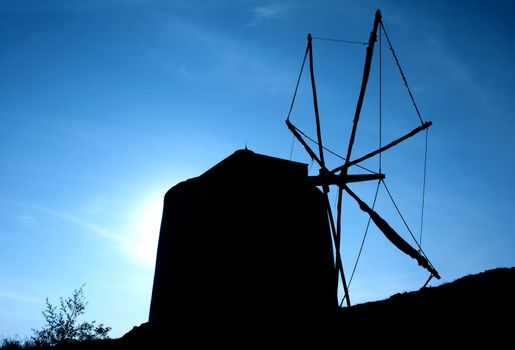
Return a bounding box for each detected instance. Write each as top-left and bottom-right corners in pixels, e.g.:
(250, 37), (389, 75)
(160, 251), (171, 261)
(0, 337), (24, 349)
(31, 284), (111, 347)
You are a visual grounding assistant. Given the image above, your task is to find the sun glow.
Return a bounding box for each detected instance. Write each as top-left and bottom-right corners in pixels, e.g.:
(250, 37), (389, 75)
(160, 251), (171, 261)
(125, 196), (163, 267)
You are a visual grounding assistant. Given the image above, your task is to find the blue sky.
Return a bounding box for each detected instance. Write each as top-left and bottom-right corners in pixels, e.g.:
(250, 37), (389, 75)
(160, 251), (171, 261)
(1, 0), (514, 339)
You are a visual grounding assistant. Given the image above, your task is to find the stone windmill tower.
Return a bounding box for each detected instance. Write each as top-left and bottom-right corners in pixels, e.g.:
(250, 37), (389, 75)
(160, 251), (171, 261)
(149, 149), (337, 331)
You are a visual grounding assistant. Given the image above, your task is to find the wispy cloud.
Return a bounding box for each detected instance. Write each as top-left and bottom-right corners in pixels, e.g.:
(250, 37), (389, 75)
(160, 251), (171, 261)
(4, 199), (126, 259)
(17, 215), (38, 226)
(148, 11), (293, 94)
(2, 197), (160, 268)
(29, 203), (119, 241)
(0, 290), (38, 304)
(247, 2), (290, 27)
(420, 34), (493, 116)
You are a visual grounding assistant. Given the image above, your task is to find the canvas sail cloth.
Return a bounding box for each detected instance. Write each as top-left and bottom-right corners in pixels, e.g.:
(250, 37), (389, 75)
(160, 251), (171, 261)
(149, 149), (337, 329)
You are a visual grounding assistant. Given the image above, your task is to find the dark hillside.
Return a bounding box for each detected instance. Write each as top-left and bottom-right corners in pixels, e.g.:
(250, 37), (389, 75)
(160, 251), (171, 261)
(18, 267), (512, 348)
(337, 267), (515, 340)
(121, 267), (515, 346)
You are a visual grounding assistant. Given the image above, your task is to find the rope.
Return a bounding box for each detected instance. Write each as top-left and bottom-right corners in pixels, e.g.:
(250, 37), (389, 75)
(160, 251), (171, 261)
(342, 35), (384, 302)
(308, 158), (314, 174)
(382, 179), (437, 272)
(379, 27), (382, 173)
(286, 46), (309, 121)
(380, 22), (424, 125)
(333, 188), (339, 208)
(420, 273), (434, 290)
(289, 133), (296, 160)
(311, 36), (368, 46)
(340, 180), (381, 307)
(419, 129), (429, 248)
(292, 125), (378, 174)
(381, 180), (424, 254)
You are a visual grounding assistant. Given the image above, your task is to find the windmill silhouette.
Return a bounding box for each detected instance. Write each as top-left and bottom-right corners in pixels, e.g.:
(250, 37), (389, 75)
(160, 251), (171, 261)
(285, 9), (440, 307)
(147, 10), (442, 339)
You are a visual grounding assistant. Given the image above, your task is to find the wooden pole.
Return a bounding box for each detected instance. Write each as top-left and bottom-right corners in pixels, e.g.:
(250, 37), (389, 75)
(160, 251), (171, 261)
(343, 10), (382, 173)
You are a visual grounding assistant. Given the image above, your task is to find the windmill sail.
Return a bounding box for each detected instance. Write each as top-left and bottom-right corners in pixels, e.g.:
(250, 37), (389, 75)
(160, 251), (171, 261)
(345, 186), (440, 279)
(285, 8), (441, 306)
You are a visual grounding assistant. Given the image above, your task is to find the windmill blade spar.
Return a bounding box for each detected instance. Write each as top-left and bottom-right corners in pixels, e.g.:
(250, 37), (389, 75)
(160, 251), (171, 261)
(285, 119), (325, 170)
(332, 121), (432, 174)
(344, 185), (440, 279)
(308, 173), (384, 187)
(343, 10), (382, 167)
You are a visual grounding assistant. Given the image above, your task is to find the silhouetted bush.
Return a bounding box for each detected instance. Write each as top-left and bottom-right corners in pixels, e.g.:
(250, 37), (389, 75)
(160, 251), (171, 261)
(0, 337), (24, 350)
(30, 284), (111, 348)
(0, 337), (40, 350)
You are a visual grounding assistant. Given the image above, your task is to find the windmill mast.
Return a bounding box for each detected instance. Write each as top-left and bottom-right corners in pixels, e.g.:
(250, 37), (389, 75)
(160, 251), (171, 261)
(285, 9), (440, 307)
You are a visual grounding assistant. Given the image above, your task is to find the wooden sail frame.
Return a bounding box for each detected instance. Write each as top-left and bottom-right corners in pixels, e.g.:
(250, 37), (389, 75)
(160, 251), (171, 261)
(285, 9), (440, 307)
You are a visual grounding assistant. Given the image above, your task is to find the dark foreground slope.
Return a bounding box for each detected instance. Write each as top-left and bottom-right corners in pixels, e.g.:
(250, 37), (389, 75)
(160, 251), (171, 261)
(49, 267), (514, 348)
(337, 266), (515, 340)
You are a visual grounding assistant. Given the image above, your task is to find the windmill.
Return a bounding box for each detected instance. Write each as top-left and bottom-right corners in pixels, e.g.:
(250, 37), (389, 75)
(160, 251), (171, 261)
(285, 9), (440, 307)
